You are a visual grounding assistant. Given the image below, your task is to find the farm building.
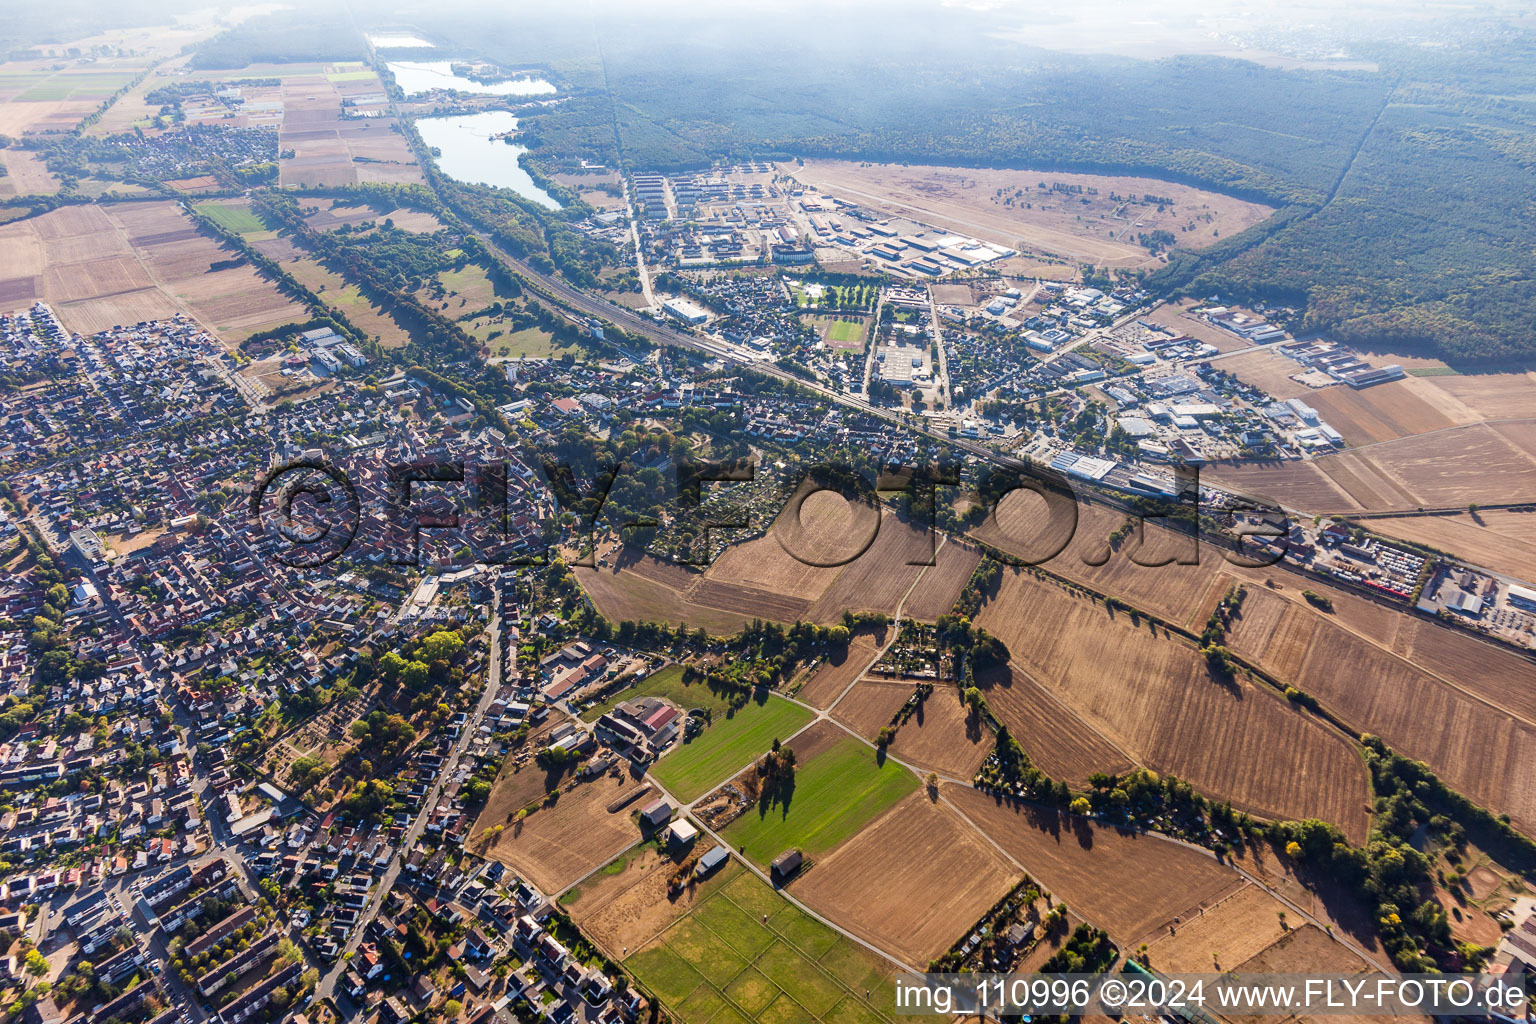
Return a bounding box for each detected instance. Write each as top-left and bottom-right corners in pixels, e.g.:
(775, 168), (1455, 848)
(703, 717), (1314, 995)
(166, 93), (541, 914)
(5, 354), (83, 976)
(639, 799), (674, 830)
(770, 849), (803, 884)
(694, 845), (729, 878)
(667, 820), (698, 848)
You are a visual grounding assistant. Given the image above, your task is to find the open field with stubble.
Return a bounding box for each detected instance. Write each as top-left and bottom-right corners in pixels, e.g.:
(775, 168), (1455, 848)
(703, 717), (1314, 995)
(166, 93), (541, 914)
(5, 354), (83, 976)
(789, 159), (1274, 269)
(564, 844), (743, 958)
(1225, 585), (1536, 836)
(972, 492), (1536, 839)
(577, 504), (973, 632)
(972, 663), (1136, 786)
(794, 634), (882, 709)
(1139, 881), (1290, 972)
(789, 790), (1017, 966)
(0, 201), (305, 341)
(477, 767), (644, 894)
(884, 683), (1003, 781)
(942, 783), (1245, 946)
(1206, 420), (1536, 512)
(974, 568), (1371, 840)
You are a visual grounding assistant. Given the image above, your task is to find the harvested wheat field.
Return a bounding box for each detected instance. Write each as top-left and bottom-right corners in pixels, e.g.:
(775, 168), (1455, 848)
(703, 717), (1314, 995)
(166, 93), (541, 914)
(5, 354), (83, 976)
(479, 770), (645, 894)
(974, 493), (1231, 629)
(0, 151), (59, 197)
(574, 556), (762, 636)
(1141, 882), (1289, 972)
(1303, 379), (1461, 446)
(564, 844), (741, 958)
(976, 569), (1371, 839)
(830, 679), (918, 741)
(1223, 926), (1401, 1024)
(1417, 371), (1536, 422)
(0, 201), (303, 340)
(791, 790), (1017, 965)
(710, 486), (861, 589)
(942, 784), (1244, 945)
(897, 538), (982, 622)
(1228, 844), (1393, 968)
(1339, 422), (1536, 508)
(1203, 460), (1365, 514)
(886, 688), (992, 780)
(580, 503), (964, 630)
(795, 636), (881, 709)
(1397, 618), (1536, 724)
(1235, 922), (1367, 974)
(972, 664), (1134, 785)
(1225, 591), (1536, 837)
(805, 517), (938, 624)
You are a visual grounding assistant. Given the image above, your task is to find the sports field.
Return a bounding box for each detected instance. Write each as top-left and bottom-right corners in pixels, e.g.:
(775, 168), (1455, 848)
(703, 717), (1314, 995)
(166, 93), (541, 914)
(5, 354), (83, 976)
(827, 319), (864, 344)
(625, 869), (897, 1024)
(721, 732), (917, 867)
(651, 696), (814, 802)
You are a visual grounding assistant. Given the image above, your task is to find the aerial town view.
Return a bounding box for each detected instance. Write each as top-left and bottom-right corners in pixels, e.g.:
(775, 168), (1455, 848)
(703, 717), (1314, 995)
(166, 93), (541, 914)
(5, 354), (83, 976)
(1, 1), (1535, 1024)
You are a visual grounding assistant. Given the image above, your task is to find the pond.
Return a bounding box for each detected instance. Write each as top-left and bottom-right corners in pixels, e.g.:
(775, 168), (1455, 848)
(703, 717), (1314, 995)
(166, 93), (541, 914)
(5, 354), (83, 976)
(386, 60), (556, 98)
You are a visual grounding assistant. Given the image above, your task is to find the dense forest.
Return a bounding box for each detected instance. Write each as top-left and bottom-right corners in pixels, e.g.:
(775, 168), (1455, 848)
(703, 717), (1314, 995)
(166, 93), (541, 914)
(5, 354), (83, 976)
(1153, 77), (1536, 364)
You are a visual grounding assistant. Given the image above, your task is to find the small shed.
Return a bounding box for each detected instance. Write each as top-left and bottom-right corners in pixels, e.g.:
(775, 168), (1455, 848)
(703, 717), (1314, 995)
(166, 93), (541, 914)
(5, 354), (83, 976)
(770, 849), (803, 884)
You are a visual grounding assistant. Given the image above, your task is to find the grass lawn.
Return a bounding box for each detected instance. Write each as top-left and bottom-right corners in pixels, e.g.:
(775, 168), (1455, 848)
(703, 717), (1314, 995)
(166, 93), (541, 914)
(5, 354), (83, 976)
(196, 202), (266, 234)
(624, 870), (892, 1024)
(826, 319), (864, 344)
(488, 325), (570, 357)
(721, 735), (915, 867)
(650, 696), (813, 802)
(581, 664), (740, 722)
(16, 83), (74, 101)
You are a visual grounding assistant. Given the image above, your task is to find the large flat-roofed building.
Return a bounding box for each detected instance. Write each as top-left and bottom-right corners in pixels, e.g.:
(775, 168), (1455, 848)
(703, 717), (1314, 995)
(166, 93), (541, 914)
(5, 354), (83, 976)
(1508, 584), (1536, 612)
(662, 298), (710, 326)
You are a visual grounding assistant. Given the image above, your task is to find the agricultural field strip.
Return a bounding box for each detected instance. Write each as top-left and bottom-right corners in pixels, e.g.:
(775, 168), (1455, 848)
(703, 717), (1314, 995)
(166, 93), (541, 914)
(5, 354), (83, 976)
(991, 655), (1139, 771)
(666, 668), (1385, 974)
(981, 494), (1536, 758)
(1276, 587), (1536, 733)
(631, 534), (1380, 969)
(616, 543), (956, 969)
(820, 537), (948, 713)
(938, 790), (1391, 972)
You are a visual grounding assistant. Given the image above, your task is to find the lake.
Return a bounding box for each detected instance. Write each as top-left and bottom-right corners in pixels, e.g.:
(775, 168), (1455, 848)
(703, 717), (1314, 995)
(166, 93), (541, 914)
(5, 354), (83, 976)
(385, 60), (557, 98)
(416, 111), (561, 210)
